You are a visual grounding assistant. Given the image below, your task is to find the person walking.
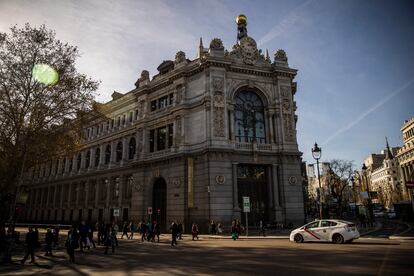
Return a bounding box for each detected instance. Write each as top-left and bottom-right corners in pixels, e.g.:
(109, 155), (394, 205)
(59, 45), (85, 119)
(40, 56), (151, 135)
(140, 221), (147, 242)
(65, 227), (78, 263)
(231, 220), (238, 240)
(52, 226), (60, 248)
(153, 221), (160, 243)
(178, 222), (183, 240)
(44, 228), (54, 256)
(112, 222), (119, 246)
(121, 221), (129, 239)
(97, 221), (105, 245)
(20, 227), (37, 264)
(88, 224), (96, 249)
(104, 224), (115, 254)
(217, 223), (223, 234)
(129, 221), (135, 240)
(259, 220), (266, 237)
(210, 220), (216, 235)
(79, 221), (90, 251)
(170, 221), (178, 246)
(191, 223), (199, 241)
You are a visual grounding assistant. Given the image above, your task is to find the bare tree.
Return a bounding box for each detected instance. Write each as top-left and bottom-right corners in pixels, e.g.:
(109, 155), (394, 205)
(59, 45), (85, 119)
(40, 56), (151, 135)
(0, 23), (99, 226)
(327, 159), (354, 218)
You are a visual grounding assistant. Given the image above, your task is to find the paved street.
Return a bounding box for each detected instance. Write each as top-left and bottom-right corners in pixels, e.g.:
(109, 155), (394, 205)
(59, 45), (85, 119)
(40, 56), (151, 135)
(1, 232), (414, 276)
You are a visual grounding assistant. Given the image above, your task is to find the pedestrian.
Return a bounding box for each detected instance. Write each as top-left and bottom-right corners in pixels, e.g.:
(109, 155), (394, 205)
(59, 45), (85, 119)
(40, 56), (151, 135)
(259, 220), (266, 237)
(52, 226), (60, 248)
(231, 220), (238, 240)
(217, 223), (223, 234)
(44, 228), (54, 256)
(88, 224), (96, 249)
(97, 221), (105, 245)
(178, 222), (183, 240)
(112, 221), (119, 246)
(210, 220), (217, 235)
(65, 226), (79, 263)
(20, 226), (37, 264)
(79, 221), (90, 251)
(129, 221), (135, 240)
(147, 221), (153, 241)
(191, 223), (199, 240)
(236, 219), (242, 238)
(104, 224), (115, 254)
(153, 221), (160, 243)
(170, 221), (178, 246)
(140, 221), (147, 242)
(121, 221), (129, 239)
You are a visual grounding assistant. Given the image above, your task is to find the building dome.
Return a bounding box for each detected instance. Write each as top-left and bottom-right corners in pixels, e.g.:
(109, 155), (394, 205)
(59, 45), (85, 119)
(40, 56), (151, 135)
(236, 14), (247, 25)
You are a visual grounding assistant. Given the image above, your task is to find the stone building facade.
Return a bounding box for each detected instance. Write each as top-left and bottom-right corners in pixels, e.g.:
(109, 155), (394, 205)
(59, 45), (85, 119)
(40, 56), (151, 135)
(396, 117), (414, 205)
(23, 16), (305, 231)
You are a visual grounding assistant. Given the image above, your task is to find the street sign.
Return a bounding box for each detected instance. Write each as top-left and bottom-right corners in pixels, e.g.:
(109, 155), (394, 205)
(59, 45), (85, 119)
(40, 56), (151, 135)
(147, 207), (153, 215)
(113, 208), (120, 217)
(242, 196), (250, 213)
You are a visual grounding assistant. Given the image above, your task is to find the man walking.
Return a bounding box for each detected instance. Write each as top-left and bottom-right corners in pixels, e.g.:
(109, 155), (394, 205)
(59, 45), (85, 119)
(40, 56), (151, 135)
(20, 227), (36, 264)
(170, 221), (178, 246)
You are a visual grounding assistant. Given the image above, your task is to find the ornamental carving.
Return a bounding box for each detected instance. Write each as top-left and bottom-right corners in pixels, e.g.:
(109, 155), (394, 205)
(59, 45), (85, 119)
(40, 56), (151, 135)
(280, 86), (291, 99)
(213, 92), (225, 137)
(282, 99), (291, 114)
(239, 36), (259, 65)
(212, 77), (224, 91)
(209, 38), (224, 50)
(215, 175), (226, 185)
(134, 70), (150, 88)
(174, 51), (186, 65)
(283, 115), (294, 141)
(168, 177), (181, 188)
(275, 49), (288, 62)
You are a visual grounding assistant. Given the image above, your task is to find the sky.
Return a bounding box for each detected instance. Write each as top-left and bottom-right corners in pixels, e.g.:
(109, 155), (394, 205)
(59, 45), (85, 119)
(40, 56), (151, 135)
(1, 0), (413, 167)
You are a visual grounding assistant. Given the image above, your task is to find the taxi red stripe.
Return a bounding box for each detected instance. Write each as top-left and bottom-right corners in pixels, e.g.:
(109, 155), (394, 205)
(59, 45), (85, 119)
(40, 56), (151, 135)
(304, 228), (320, 240)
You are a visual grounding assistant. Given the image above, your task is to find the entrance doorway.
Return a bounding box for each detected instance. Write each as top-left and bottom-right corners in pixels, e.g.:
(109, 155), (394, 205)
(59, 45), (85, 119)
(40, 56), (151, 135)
(237, 165), (268, 227)
(152, 177), (167, 231)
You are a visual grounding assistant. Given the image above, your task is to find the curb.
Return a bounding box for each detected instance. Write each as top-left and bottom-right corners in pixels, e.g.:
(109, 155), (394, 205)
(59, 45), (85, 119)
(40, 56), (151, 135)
(360, 221), (383, 236)
(389, 220), (413, 240)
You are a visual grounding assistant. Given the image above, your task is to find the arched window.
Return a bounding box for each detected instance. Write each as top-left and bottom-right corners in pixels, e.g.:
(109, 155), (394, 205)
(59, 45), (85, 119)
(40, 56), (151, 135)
(85, 150), (90, 169)
(95, 147), (100, 167)
(105, 145), (111, 164)
(77, 154), (82, 171)
(129, 137), (136, 160)
(116, 141), (123, 162)
(234, 91), (266, 143)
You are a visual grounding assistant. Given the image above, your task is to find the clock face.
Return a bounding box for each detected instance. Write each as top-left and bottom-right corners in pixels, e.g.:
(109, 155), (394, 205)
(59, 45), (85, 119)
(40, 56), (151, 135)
(239, 37), (258, 65)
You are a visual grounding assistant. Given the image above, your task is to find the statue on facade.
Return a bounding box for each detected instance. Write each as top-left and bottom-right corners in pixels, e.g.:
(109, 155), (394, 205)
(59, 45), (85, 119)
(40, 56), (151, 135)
(236, 14), (248, 41)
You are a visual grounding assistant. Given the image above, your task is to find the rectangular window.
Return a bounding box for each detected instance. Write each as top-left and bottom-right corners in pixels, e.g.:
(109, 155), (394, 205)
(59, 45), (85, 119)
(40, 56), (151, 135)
(122, 114), (126, 125)
(151, 100), (157, 111)
(168, 124), (173, 148)
(159, 95), (168, 109)
(149, 129), (155, 152)
(169, 93), (174, 105)
(135, 109), (139, 120)
(157, 126), (167, 151)
(117, 117), (121, 127)
(129, 111), (133, 123)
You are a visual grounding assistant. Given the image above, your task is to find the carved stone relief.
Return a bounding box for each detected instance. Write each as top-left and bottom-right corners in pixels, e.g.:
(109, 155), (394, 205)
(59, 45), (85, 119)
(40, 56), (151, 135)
(212, 77), (224, 91)
(280, 86), (294, 141)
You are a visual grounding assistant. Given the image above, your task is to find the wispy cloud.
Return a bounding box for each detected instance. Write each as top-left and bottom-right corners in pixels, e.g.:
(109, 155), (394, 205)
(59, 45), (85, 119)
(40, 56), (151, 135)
(257, 0), (314, 47)
(322, 77), (414, 146)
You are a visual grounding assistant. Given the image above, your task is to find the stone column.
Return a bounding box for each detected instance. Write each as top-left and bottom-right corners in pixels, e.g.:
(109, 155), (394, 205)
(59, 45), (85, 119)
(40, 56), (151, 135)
(89, 148), (95, 170)
(229, 107), (234, 141)
(268, 112), (274, 144)
(121, 137), (128, 165)
(85, 181), (89, 208)
(95, 179), (100, 208)
(118, 176), (124, 208)
(80, 151), (86, 171)
(110, 141), (117, 165)
(75, 183), (80, 206)
(106, 179), (110, 208)
(272, 164), (281, 208)
(67, 184), (72, 207)
(266, 166), (274, 210)
(99, 144), (105, 168)
(232, 163), (241, 214)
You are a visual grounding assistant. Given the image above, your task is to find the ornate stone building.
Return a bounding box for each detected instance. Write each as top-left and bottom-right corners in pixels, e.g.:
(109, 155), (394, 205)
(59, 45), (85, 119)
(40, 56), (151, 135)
(396, 116), (414, 205)
(24, 15), (305, 230)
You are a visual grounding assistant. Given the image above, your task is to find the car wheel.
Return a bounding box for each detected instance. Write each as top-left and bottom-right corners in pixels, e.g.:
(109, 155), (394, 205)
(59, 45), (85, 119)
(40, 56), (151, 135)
(332, 234), (344, 244)
(294, 234), (303, 243)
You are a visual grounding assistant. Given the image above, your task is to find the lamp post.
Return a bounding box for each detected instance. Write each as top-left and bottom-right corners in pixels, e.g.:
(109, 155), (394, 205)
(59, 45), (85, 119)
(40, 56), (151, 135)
(350, 176), (358, 218)
(361, 163), (375, 224)
(312, 142), (323, 220)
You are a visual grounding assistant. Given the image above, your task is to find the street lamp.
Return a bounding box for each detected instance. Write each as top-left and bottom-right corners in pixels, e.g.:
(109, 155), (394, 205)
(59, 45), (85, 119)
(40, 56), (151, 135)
(350, 176), (359, 218)
(361, 163), (375, 224)
(312, 142), (323, 220)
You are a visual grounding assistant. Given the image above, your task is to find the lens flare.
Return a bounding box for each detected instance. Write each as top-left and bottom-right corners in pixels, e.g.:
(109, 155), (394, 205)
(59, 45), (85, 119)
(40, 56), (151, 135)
(32, 64), (59, 85)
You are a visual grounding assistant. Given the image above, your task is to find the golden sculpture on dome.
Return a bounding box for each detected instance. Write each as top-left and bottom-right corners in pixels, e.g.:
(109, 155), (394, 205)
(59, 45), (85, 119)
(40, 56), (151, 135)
(236, 14), (247, 25)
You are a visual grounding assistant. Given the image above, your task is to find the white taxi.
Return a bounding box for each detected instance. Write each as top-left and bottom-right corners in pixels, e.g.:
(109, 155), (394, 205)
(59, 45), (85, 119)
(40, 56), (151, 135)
(289, 219), (360, 244)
